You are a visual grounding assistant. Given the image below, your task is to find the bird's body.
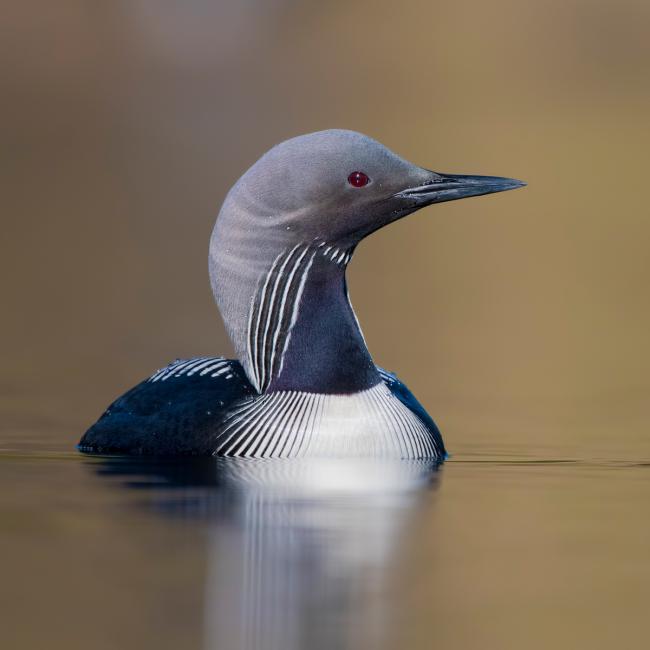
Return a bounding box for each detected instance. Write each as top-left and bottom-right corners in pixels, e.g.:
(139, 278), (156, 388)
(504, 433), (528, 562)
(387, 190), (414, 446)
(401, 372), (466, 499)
(78, 357), (444, 458)
(79, 130), (524, 460)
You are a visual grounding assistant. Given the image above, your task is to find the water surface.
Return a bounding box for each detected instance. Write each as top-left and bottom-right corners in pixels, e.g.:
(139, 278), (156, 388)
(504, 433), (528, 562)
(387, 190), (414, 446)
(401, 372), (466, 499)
(2, 443), (648, 650)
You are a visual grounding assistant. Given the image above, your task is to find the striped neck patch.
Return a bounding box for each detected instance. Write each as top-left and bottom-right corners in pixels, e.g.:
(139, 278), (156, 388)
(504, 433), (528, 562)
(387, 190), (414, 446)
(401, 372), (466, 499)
(245, 243), (316, 393)
(245, 240), (355, 393)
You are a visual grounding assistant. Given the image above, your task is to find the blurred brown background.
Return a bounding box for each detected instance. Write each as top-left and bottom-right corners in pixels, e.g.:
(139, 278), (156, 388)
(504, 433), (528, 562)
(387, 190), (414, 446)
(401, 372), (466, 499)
(2, 0), (649, 456)
(2, 4), (650, 650)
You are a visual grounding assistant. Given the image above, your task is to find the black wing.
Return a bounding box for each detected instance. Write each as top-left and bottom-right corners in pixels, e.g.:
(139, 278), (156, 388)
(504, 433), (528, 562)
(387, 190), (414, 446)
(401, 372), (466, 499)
(78, 357), (256, 456)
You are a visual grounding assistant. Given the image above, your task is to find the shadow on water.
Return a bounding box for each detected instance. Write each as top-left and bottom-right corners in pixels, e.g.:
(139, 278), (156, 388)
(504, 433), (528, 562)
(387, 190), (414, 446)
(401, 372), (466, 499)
(85, 455), (441, 650)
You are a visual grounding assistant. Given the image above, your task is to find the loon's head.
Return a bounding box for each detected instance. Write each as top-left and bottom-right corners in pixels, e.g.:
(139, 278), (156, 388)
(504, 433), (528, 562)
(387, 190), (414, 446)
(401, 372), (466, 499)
(210, 129), (525, 393)
(215, 129), (524, 253)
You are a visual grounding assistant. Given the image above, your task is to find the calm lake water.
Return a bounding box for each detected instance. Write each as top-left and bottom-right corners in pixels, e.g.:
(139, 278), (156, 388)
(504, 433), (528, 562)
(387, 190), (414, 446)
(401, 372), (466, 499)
(2, 436), (649, 650)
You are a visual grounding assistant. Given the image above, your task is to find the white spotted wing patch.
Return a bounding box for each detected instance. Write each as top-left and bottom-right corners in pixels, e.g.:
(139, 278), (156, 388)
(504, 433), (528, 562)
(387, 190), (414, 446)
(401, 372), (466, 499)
(148, 357), (232, 382)
(214, 383), (441, 460)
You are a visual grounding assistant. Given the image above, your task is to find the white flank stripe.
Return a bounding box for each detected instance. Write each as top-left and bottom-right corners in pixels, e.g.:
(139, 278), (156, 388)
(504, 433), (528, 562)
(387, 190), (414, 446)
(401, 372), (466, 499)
(161, 359), (193, 380)
(147, 357), (231, 382)
(151, 359), (185, 382)
(199, 360), (228, 376)
(149, 368), (166, 382)
(187, 357), (224, 376)
(150, 364), (173, 382)
(175, 357), (210, 376)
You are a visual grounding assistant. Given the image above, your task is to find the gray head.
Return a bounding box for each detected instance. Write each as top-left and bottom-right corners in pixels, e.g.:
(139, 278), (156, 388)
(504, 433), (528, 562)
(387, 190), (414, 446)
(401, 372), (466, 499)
(213, 129), (523, 252)
(210, 129), (524, 392)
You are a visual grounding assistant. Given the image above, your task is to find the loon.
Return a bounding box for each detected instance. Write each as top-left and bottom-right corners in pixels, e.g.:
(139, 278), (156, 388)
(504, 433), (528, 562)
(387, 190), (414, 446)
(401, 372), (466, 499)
(79, 130), (524, 459)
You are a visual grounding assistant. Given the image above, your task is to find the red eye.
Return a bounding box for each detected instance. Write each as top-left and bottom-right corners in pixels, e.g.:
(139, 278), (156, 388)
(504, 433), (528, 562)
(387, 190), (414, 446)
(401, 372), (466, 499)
(347, 171), (370, 188)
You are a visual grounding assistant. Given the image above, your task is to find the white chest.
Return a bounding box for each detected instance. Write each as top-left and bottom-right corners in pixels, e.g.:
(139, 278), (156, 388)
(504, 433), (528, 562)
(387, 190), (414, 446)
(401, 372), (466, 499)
(215, 383), (438, 460)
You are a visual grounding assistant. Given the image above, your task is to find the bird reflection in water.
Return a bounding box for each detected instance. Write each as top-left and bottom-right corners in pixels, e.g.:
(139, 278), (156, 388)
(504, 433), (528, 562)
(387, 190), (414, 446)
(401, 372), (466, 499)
(89, 456), (441, 650)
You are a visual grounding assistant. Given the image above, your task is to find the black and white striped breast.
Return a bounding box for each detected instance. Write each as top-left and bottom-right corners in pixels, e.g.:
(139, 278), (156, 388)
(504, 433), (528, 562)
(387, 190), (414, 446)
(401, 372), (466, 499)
(212, 381), (443, 460)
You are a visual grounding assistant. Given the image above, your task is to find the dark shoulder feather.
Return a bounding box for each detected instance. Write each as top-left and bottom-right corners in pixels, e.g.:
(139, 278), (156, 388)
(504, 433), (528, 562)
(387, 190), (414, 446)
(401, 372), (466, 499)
(78, 357), (256, 456)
